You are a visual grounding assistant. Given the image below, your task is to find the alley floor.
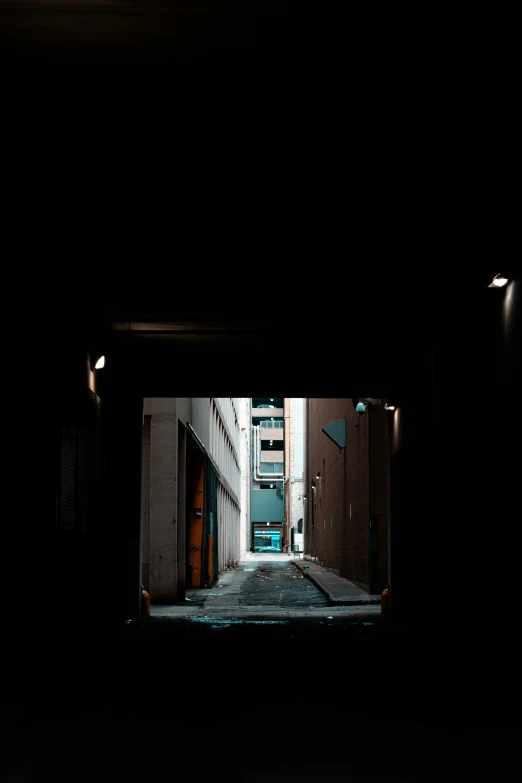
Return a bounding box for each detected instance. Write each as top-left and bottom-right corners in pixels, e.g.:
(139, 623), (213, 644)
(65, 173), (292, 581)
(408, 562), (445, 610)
(144, 554), (382, 644)
(190, 556), (331, 607)
(10, 554), (521, 781)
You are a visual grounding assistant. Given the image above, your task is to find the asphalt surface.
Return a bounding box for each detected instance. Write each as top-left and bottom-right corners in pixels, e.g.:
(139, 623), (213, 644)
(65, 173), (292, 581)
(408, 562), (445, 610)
(150, 553), (381, 615)
(7, 554), (522, 780)
(137, 553), (385, 647)
(216, 556), (332, 607)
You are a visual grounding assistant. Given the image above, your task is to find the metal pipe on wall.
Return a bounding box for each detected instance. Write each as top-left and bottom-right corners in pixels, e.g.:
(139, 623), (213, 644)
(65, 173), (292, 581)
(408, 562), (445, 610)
(252, 424), (284, 481)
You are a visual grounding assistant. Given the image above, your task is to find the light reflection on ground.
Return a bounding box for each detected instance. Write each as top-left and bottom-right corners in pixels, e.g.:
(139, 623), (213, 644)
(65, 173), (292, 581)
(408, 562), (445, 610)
(191, 617), (288, 626)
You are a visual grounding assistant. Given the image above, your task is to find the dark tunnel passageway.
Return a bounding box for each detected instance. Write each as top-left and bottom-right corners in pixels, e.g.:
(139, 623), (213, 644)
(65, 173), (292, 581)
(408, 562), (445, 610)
(3, 6), (520, 778)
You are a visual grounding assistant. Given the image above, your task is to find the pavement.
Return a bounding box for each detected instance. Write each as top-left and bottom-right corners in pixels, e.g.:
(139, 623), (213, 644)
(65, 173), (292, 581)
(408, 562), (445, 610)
(144, 552), (384, 625)
(14, 552), (521, 782)
(292, 555), (382, 606)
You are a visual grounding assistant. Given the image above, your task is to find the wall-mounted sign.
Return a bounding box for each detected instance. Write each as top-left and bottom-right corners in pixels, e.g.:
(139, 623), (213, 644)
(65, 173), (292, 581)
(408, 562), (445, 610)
(322, 419), (346, 449)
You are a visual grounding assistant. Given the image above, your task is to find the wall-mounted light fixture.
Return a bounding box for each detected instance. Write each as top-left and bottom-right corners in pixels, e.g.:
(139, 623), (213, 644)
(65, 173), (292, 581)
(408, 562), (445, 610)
(316, 471), (321, 479)
(384, 402), (396, 411)
(92, 355), (106, 370)
(488, 273), (509, 288)
(355, 402), (367, 414)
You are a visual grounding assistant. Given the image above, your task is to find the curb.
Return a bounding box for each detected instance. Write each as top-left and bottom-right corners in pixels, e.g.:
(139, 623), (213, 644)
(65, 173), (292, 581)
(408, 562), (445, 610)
(293, 560), (382, 607)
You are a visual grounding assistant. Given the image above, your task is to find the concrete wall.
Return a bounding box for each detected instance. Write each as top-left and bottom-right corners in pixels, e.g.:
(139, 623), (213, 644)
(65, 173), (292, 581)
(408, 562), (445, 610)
(176, 397), (192, 430)
(143, 396), (243, 596)
(209, 398), (241, 571)
(141, 415), (151, 593)
(289, 397), (304, 536)
(144, 398), (179, 603)
(261, 450), (284, 463)
(252, 407), (284, 418)
(21, 273), (521, 647)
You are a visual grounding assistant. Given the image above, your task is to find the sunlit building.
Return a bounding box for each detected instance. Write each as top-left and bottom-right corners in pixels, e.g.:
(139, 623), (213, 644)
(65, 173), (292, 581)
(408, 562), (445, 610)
(250, 398), (304, 555)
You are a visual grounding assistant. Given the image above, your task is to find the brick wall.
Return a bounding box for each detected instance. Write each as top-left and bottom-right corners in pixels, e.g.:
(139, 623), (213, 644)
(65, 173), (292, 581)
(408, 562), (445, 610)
(307, 399), (389, 592)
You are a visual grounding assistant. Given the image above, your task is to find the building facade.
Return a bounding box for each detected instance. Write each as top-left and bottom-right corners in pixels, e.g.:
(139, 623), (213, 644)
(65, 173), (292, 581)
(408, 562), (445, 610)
(251, 398), (285, 551)
(305, 398), (390, 594)
(19, 271), (521, 647)
(140, 397), (242, 603)
(250, 398), (304, 553)
(285, 397), (305, 555)
(239, 397), (253, 558)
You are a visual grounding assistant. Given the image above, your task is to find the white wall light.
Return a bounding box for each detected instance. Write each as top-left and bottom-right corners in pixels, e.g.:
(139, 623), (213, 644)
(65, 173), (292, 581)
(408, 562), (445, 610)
(93, 355), (106, 370)
(488, 273), (509, 288)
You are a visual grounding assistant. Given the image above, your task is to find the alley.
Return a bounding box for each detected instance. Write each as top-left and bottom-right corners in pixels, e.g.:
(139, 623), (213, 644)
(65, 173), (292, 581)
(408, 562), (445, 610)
(21, 557), (519, 782)
(239, 558), (329, 607)
(181, 554), (330, 610)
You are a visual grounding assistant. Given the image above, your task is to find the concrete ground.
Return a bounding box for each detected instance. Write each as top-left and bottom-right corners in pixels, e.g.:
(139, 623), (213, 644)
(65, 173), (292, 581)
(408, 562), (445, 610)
(6, 553), (521, 781)
(147, 552), (382, 622)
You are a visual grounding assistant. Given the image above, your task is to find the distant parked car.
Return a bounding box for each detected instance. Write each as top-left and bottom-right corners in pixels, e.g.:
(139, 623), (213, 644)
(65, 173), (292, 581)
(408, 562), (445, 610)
(255, 545), (280, 553)
(256, 404), (276, 408)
